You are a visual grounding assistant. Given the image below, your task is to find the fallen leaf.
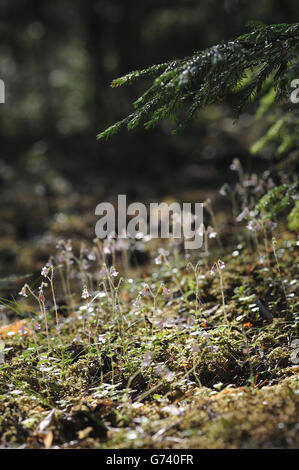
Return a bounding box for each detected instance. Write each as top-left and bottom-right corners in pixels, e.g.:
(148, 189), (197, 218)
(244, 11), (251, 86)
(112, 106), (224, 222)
(179, 360), (192, 369)
(36, 410), (55, 433)
(0, 319), (33, 339)
(43, 430), (53, 449)
(77, 426), (93, 440)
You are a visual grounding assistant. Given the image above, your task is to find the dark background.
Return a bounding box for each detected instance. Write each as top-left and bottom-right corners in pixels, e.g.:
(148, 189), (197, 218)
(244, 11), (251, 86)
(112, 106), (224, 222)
(0, 0), (297, 279)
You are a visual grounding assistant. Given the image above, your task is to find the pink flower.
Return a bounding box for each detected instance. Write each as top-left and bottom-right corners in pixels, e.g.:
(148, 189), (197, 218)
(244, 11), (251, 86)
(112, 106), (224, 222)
(66, 240), (72, 252)
(236, 207), (249, 222)
(210, 265), (216, 276)
(210, 260), (225, 274)
(110, 267), (119, 277)
(218, 260), (225, 270)
(155, 255), (162, 265)
(41, 266), (49, 277)
(98, 334), (106, 344)
(207, 226), (217, 239)
(19, 285), (28, 297)
(230, 158), (241, 171)
(103, 246), (111, 255)
(219, 184), (227, 196)
(87, 252), (96, 261)
(197, 224), (205, 237)
(247, 220), (260, 231)
(82, 287), (90, 299)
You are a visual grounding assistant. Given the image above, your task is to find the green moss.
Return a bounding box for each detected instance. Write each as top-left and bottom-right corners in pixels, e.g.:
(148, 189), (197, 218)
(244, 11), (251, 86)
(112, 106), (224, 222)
(288, 201), (299, 232)
(267, 347), (289, 367)
(0, 231), (298, 448)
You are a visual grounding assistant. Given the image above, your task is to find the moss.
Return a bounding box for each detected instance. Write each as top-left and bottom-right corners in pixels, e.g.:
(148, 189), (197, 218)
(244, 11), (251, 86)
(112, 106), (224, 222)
(288, 201), (299, 232)
(267, 347), (289, 367)
(0, 230), (298, 448)
(255, 333), (276, 348)
(184, 376), (299, 449)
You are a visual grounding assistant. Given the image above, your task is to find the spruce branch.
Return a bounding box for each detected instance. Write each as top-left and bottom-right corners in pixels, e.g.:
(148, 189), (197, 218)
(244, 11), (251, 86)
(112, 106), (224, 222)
(97, 23), (299, 140)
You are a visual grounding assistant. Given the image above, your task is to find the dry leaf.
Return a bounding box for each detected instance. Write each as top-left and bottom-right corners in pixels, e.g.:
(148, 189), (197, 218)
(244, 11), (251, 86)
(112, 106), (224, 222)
(0, 319), (33, 339)
(36, 410), (55, 433)
(77, 426), (93, 440)
(43, 430), (53, 449)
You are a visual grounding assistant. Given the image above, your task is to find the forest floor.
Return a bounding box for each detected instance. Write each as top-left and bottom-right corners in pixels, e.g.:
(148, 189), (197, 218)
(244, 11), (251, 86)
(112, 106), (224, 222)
(0, 216), (298, 449)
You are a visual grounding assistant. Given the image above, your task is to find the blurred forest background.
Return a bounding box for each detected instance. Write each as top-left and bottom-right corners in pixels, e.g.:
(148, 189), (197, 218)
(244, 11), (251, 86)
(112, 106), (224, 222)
(0, 0), (298, 282)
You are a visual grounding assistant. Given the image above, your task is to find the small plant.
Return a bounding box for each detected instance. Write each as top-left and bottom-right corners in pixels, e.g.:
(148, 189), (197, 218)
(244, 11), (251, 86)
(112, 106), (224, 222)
(210, 260), (227, 323)
(19, 282), (51, 352)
